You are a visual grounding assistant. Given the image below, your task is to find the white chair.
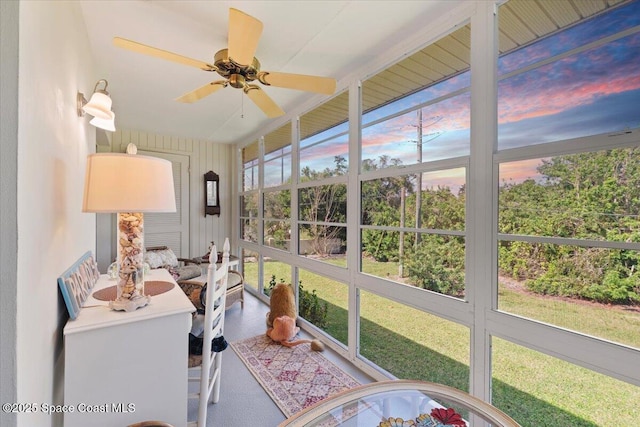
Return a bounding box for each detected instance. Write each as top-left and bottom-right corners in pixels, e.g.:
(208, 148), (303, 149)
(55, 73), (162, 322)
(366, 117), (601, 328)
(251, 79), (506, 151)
(187, 238), (230, 427)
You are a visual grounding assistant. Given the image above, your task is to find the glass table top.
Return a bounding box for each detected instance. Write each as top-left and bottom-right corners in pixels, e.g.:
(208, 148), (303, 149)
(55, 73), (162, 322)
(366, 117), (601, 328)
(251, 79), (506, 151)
(278, 380), (520, 427)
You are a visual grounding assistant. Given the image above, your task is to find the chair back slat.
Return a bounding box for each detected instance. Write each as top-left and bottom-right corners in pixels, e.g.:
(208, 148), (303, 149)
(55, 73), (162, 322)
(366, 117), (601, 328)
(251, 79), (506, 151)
(193, 238), (230, 427)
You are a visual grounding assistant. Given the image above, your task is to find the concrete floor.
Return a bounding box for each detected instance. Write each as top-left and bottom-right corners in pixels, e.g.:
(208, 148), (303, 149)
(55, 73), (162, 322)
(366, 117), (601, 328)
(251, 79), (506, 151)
(187, 290), (373, 426)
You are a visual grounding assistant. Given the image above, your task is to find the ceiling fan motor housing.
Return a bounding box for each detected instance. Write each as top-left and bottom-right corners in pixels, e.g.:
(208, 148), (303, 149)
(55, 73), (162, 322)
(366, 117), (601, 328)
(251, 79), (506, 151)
(214, 49), (260, 84)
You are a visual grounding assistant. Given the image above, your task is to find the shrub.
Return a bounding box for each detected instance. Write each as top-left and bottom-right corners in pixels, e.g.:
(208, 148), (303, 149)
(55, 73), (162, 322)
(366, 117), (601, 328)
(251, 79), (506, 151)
(405, 235), (465, 297)
(583, 270), (640, 304)
(265, 275), (329, 328)
(264, 274), (281, 297)
(298, 281), (329, 329)
(526, 248), (640, 304)
(362, 228), (399, 262)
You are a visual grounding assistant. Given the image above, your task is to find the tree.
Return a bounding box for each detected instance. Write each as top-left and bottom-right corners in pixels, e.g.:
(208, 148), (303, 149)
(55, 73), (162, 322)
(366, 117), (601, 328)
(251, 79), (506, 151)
(499, 147), (640, 304)
(361, 156), (414, 261)
(299, 156), (348, 256)
(262, 189), (291, 249)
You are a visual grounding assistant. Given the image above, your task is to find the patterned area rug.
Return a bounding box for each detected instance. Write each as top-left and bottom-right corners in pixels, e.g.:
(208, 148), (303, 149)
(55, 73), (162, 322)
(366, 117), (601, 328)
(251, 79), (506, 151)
(231, 334), (361, 417)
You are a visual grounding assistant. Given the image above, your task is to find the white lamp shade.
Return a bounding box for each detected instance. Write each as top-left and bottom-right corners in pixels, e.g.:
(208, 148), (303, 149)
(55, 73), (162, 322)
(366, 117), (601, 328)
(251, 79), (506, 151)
(82, 153), (177, 213)
(90, 112), (116, 132)
(82, 92), (113, 120)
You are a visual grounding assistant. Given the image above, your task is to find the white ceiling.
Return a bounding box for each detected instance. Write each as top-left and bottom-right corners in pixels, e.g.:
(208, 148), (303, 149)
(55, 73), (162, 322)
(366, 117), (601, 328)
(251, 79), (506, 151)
(80, 1), (463, 144)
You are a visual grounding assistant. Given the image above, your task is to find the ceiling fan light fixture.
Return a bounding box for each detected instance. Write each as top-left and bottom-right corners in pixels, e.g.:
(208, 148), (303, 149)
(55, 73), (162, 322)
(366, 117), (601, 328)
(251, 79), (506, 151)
(229, 74), (246, 89)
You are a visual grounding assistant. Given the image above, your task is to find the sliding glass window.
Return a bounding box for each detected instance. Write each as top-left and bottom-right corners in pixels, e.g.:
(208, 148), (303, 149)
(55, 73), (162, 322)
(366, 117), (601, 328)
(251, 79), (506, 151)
(235, 1), (640, 414)
(298, 90), (349, 266)
(263, 123), (292, 252)
(496, 0), (640, 350)
(360, 24), (471, 299)
(494, 0), (640, 424)
(264, 123), (292, 188)
(240, 140), (259, 243)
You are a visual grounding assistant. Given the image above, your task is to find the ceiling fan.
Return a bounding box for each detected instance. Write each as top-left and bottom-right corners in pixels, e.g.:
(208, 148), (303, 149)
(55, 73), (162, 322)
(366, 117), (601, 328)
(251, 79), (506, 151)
(113, 8), (337, 118)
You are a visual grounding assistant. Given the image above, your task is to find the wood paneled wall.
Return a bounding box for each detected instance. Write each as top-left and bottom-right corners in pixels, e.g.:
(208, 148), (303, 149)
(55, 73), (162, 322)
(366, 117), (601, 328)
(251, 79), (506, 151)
(97, 129), (236, 269)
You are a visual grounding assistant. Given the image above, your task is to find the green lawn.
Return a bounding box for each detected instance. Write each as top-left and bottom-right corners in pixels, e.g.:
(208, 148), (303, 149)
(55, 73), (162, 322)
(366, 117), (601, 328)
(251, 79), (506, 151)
(499, 284), (640, 348)
(243, 259), (640, 426)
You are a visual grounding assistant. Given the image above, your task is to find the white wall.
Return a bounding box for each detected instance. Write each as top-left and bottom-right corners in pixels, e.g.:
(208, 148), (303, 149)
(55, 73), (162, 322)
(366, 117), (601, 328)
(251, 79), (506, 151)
(0, 1), (19, 426)
(17, 2), (97, 426)
(5, 5), (233, 424)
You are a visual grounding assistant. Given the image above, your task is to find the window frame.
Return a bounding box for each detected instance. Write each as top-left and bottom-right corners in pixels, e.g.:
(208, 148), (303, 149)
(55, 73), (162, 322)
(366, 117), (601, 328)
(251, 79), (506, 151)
(234, 0), (640, 406)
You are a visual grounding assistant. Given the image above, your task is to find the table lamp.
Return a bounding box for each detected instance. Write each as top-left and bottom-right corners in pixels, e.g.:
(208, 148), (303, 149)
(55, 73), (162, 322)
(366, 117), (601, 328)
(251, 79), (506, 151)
(82, 144), (176, 311)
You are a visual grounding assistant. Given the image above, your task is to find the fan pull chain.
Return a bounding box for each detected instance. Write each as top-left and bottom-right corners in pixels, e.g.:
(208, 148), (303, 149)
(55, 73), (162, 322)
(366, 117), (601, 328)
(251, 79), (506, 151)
(241, 92), (244, 119)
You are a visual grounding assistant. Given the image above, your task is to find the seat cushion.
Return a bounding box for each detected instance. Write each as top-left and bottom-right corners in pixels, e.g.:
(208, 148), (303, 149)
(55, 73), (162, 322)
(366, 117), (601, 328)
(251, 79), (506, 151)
(179, 281), (205, 310)
(174, 264), (202, 281)
(144, 248), (179, 269)
(227, 270), (243, 290)
(179, 271), (243, 311)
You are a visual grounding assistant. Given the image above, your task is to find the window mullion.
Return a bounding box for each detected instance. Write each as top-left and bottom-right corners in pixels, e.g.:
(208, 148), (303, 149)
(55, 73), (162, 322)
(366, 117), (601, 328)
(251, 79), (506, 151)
(469, 0), (499, 404)
(348, 79), (362, 362)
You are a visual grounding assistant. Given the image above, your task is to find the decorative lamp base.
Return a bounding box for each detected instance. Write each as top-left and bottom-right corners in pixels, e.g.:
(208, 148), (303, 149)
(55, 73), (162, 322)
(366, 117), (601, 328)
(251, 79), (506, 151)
(112, 212), (148, 312)
(109, 295), (151, 312)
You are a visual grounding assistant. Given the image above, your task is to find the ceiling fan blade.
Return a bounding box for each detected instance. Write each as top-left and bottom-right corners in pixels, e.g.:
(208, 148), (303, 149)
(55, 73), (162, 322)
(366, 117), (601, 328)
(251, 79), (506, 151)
(113, 37), (216, 71)
(228, 8), (263, 65)
(176, 81), (228, 103)
(259, 71), (336, 95)
(244, 85), (284, 118)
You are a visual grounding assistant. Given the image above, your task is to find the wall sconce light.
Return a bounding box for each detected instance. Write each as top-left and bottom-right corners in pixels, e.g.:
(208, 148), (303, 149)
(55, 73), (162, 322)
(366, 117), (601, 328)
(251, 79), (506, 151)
(90, 112), (116, 132)
(77, 79), (116, 131)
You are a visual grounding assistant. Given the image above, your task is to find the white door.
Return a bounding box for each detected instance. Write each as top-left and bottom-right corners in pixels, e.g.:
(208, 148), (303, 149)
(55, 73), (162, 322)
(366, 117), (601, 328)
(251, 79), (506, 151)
(140, 151), (190, 257)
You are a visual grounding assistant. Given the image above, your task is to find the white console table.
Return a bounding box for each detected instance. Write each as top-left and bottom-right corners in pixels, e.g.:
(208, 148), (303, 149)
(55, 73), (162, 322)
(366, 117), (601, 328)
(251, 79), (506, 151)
(63, 269), (195, 427)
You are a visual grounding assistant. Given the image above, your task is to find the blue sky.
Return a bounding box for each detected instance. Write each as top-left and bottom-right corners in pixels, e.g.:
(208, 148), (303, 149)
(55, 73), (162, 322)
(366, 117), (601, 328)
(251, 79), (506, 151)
(267, 0), (640, 188)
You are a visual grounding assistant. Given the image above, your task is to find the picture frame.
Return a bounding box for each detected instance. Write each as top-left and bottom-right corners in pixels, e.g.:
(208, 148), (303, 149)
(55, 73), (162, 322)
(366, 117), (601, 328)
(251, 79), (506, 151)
(204, 170), (220, 216)
(57, 251), (101, 319)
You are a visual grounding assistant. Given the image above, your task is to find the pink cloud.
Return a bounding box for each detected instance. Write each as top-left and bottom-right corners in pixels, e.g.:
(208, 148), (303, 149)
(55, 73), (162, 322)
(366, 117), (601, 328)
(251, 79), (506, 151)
(300, 138), (348, 159)
(499, 159), (545, 185)
(363, 94), (471, 149)
(421, 168), (466, 192)
(498, 62), (640, 124)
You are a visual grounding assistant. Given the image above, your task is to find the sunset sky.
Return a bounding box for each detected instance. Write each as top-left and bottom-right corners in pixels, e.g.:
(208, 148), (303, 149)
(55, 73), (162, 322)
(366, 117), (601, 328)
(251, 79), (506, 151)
(276, 0), (640, 190)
